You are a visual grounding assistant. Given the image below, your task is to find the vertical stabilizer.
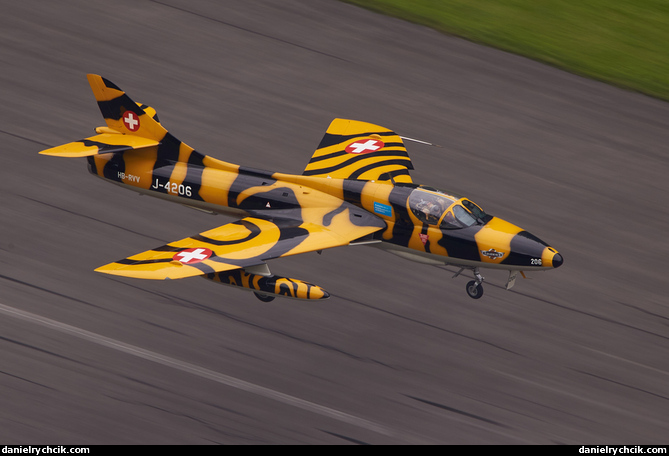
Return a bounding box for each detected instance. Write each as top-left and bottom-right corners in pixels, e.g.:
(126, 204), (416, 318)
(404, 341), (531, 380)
(86, 74), (167, 141)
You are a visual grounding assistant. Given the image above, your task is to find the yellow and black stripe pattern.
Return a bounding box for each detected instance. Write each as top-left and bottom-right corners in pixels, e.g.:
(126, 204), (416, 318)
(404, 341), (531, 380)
(302, 118), (414, 183)
(95, 211), (384, 280)
(365, 183), (563, 270)
(205, 270), (329, 300)
(40, 74), (562, 300)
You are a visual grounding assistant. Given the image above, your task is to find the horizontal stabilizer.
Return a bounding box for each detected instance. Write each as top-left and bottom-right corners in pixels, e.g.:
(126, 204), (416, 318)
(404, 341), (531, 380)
(39, 133), (160, 157)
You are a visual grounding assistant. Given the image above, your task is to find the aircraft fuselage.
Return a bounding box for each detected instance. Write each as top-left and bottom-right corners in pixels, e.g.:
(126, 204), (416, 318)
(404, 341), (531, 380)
(87, 150), (562, 274)
(41, 74), (563, 300)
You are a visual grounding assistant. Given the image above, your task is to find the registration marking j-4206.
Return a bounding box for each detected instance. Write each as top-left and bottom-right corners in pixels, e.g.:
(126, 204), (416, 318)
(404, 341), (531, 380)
(151, 179), (192, 197)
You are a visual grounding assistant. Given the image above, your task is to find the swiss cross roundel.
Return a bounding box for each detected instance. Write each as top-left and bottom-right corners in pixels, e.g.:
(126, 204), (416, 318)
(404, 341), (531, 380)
(173, 248), (213, 265)
(345, 138), (385, 155)
(122, 111), (140, 132)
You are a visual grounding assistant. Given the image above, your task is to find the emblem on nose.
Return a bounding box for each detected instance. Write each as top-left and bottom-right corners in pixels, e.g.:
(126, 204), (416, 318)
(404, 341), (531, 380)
(481, 248), (505, 259)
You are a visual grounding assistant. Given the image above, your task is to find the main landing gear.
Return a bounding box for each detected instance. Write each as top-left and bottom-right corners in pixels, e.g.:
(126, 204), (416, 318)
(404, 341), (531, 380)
(253, 291), (275, 302)
(454, 267), (485, 299)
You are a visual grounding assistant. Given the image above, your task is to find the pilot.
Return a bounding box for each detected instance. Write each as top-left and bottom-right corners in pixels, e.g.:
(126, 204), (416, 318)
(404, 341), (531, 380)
(417, 198), (444, 224)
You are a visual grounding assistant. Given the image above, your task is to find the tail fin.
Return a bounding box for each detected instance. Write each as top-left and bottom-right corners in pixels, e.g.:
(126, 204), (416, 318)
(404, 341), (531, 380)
(40, 75), (172, 158)
(86, 74), (167, 140)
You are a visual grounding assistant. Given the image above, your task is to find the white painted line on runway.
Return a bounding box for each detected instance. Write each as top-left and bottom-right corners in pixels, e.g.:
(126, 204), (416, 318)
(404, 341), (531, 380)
(0, 302), (396, 439)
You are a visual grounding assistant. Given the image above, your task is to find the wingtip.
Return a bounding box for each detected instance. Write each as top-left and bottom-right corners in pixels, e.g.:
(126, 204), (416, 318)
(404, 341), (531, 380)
(94, 260), (206, 280)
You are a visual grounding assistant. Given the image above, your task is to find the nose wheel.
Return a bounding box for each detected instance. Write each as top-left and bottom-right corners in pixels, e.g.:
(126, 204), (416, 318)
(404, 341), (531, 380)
(466, 280), (484, 299)
(455, 267), (485, 299)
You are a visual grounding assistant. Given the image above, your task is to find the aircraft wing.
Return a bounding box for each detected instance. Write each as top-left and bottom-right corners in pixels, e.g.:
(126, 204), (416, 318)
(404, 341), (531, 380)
(95, 204), (385, 280)
(302, 118), (414, 183)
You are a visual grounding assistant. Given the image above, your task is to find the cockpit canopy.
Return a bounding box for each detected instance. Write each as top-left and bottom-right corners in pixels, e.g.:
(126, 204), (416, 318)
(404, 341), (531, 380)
(408, 186), (490, 229)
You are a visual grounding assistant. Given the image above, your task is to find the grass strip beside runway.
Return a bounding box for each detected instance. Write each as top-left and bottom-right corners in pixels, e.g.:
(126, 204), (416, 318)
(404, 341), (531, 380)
(343, 0), (669, 101)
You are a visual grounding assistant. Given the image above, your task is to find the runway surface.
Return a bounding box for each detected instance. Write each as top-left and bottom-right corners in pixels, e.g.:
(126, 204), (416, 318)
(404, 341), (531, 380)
(1, 0), (668, 444)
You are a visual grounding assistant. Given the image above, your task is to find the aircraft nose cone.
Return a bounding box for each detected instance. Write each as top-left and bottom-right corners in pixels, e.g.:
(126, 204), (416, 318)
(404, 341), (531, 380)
(552, 252), (563, 268)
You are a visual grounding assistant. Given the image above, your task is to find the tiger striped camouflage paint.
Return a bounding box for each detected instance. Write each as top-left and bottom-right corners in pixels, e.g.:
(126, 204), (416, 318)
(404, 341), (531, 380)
(206, 270), (329, 300)
(40, 75), (562, 300)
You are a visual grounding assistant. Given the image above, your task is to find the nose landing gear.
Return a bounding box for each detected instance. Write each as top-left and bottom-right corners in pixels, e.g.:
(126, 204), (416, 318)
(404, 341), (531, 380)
(454, 267), (485, 299)
(466, 280), (484, 299)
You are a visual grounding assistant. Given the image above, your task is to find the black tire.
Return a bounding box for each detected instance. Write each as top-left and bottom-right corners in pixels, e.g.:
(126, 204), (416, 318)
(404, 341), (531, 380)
(466, 280), (484, 299)
(253, 292), (275, 302)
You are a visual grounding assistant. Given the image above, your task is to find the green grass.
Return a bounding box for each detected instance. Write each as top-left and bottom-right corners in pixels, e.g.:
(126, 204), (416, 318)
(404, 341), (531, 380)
(341, 0), (669, 101)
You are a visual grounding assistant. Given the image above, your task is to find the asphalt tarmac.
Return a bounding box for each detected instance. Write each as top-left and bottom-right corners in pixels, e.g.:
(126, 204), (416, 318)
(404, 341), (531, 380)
(1, 0), (668, 445)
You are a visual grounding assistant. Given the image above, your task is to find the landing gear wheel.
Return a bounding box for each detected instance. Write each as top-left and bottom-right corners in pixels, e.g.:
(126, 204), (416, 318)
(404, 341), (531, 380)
(253, 292), (275, 302)
(466, 280), (484, 299)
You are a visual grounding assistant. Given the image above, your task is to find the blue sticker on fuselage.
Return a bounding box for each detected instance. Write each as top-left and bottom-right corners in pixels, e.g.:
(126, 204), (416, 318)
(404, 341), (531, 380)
(373, 202), (393, 217)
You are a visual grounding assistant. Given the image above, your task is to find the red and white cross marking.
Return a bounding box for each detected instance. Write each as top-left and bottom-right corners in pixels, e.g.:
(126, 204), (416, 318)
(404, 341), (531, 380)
(123, 111), (140, 132)
(345, 138), (385, 154)
(173, 248), (213, 265)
